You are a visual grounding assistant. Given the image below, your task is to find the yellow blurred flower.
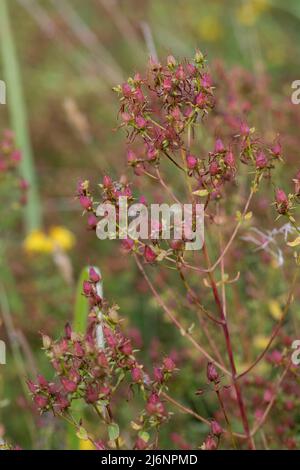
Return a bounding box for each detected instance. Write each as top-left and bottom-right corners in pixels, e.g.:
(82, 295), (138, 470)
(253, 0), (270, 12)
(24, 230), (53, 254)
(49, 226), (75, 251)
(253, 334), (269, 350)
(24, 226), (75, 254)
(236, 0), (270, 26)
(268, 300), (283, 320)
(79, 439), (95, 450)
(199, 15), (223, 42)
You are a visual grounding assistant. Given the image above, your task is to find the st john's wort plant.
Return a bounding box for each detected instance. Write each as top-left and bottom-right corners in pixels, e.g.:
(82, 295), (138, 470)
(31, 53), (300, 449)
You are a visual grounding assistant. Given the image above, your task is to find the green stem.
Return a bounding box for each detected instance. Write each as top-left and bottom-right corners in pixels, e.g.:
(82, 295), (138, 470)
(0, 0), (42, 232)
(68, 265), (103, 449)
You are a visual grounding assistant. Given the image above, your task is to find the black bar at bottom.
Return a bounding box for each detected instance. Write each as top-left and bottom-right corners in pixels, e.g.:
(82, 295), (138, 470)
(0, 449), (298, 466)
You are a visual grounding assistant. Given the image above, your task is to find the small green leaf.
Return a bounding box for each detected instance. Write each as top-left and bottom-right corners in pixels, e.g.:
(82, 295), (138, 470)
(235, 210), (242, 221)
(138, 431), (150, 443)
(192, 189), (209, 197)
(156, 250), (168, 262)
(76, 427), (88, 441)
(287, 236), (300, 247)
(131, 421), (142, 431)
(108, 423), (119, 441)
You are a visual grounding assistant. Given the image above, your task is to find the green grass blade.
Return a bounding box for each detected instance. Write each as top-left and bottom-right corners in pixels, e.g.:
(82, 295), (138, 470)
(0, 0), (42, 232)
(69, 266), (102, 449)
(73, 266), (90, 334)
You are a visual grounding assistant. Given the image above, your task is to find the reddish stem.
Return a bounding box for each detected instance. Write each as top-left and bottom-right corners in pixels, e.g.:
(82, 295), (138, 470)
(203, 244), (255, 449)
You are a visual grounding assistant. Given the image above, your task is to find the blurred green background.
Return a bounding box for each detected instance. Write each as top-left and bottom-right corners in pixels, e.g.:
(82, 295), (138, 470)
(0, 0), (300, 449)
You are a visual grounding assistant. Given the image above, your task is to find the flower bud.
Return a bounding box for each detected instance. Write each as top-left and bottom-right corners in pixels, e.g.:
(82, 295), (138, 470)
(120, 340), (132, 356)
(256, 151), (268, 169)
(131, 367), (143, 383)
(211, 420), (223, 436)
(224, 151), (235, 168)
(214, 139), (225, 153)
(147, 146), (158, 161)
(34, 395), (48, 409)
(187, 63), (196, 76)
(170, 239), (184, 251)
(122, 82), (132, 97)
(186, 154), (197, 169)
(87, 214), (98, 229)
(209, 161), (220, 176)
(64, 322), (72, 340)
(83, 280), (93, 296)
(146, 393), (165, 416)
(103, 175), (112, 188)
(153, 367), (164, 383)
(163, 357), (176, 372)
(135, 437), (148, 450)
(276, 188), (288, 204)
(127, 149), (137, 165)
(99, 386), (110, 397)
(195, 92), (206, 108)
(89, 267), (101, 283)
(79, 196), (92, 210)
(167, 55), (176, 68)
(135, 115), (147, 129)
(97, 351), (108, 368)
(240, 122), (250, 136)
(275, 189), (289, 214)
(184, 106), (193, 118)
(203, 435), (217, 450)
(134, 88), (145, 103)
(37, 374), (48, 389)
(207, 362), (219, 383)
(42, 334), (52, 349)
(55, 394), (70, 411)
(194, 50), (204, 64)
(163, 77), (172, 91)
(61, 377), (77, 393)
(139, 195), (147, 205)
(27, 380), (37, 394)
(144, 245), (157, 263)
(175, 65), (185, 80)
(74, 341), (84, 357)
(121, 112), (131, 123)
(85, 385), (99, 404)
(121, 238), (134, 252)
(271, 141), (282, 157)
(201, 73), (212, 88)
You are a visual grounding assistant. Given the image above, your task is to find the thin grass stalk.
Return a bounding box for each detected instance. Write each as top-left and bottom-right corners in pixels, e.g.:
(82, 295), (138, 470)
(0, 0), (42, 232)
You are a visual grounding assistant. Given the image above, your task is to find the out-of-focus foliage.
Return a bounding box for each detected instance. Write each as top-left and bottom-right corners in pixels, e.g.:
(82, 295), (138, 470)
(0, 0), (300, 449)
